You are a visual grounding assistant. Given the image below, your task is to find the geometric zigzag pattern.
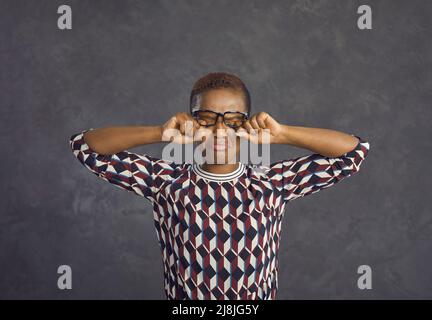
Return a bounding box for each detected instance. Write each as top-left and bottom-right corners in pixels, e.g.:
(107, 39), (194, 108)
(69, 128), (370, 300)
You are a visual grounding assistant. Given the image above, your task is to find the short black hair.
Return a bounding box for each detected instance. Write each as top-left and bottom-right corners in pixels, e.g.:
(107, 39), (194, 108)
(189, 72), (251, 117)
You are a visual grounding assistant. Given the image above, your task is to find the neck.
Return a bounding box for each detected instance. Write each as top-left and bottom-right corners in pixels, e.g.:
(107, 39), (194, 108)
(201, 162), (239, 174)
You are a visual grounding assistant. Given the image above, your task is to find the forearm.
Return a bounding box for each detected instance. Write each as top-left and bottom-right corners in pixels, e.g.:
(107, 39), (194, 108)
(83, 125), (163, 155)
(273, 125), (359, 157)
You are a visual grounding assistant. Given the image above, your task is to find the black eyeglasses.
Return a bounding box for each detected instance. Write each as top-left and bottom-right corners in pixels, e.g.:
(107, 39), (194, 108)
(192, 109), (248, 129)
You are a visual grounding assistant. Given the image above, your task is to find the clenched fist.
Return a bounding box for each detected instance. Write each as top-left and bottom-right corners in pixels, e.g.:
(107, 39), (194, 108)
(162, 112), (210, 144)
(236, 112), (282, 144)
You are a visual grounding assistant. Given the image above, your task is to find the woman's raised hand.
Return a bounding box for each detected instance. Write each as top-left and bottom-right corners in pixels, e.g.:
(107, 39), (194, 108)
(162, 112), (210, 144)
(236, 112), (282, 144)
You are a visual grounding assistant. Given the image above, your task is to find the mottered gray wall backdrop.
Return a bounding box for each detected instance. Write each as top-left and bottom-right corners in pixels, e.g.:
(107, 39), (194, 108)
(1, 0), (431, 299)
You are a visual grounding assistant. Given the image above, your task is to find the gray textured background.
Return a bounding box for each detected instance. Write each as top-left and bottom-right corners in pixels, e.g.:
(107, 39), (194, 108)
(1, 0), (431, 299)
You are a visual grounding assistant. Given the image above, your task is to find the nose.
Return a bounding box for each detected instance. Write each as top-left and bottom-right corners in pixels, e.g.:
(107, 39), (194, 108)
(212, 115), (228, 134)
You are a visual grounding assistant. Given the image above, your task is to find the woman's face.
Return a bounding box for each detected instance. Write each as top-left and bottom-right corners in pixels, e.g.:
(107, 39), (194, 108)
(196, 88), (247, 164)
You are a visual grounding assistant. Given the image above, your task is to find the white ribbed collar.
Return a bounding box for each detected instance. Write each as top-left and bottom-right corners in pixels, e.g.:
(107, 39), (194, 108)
(192, 162), (246, 182)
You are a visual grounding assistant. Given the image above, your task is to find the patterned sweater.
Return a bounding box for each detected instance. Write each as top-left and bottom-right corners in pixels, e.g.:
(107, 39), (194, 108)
(69, 128), (370, 300)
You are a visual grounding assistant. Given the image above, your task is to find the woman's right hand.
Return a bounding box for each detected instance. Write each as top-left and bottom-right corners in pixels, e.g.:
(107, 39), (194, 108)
(161, 112), (210, 144)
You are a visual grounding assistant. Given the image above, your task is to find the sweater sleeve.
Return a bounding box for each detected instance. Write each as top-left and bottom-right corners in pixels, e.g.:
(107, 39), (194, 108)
(267, 135), (370, 203)
(69, 128), (180, 202)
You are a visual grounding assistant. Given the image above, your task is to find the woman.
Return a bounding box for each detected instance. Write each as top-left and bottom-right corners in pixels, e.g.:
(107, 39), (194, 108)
(69, 72), (370, 300)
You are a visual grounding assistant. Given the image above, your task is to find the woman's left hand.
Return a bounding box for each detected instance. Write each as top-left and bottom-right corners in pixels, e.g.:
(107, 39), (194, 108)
(236, 112), (282, 144)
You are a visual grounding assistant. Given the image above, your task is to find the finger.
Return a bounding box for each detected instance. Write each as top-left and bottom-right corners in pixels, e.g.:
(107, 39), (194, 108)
(250, 116), (261, 130)
(185, 113), (200, 137)
(256, 112), (268, 128)
(243, 120), (254, 134)
(249, 118), (261, 137)
(193, 119), (201, 131)
(162, 118), (178, 142)
(179, 118), (186, 136)
(184, 119), (194, 137)
(164, 116), (177, 130)
(177, 113), (191, 134)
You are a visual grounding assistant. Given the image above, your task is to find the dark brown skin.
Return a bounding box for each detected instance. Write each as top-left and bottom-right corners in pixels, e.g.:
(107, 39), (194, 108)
(83, 88), (359, 175)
